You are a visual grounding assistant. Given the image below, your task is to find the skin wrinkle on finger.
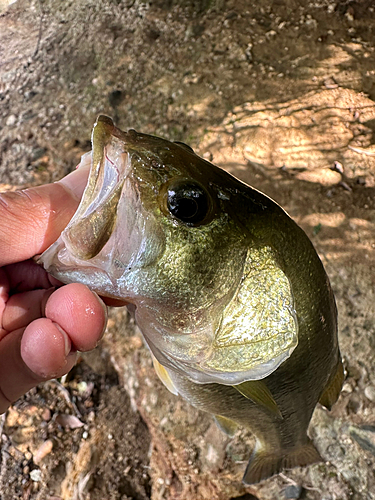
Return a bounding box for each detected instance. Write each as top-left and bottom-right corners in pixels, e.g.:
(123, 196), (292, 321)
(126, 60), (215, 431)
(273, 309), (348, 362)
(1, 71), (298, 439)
(0, 163), (89, 267)
(0, 327), (33, 413)
(4, 260), (55, 294)
(52, 321), (73, 357)
(0, 384), (12, 414)
(0, 322), (77, 412)
(2, 288), (55, 332)
(0, 183), (79, 267)
(0, 328), (41, 404)
(0, 329), (9, 342)
(0, 269), (10, 329)
(0, 189), (48, 240)
(91, 291), (108, 345)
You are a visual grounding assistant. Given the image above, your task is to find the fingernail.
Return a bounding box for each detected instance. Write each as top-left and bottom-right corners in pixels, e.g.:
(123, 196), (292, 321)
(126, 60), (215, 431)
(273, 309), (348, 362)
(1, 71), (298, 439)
(58, 152), (91, 200)
(92, 291), (108, 342)
(53, 322), (72, 356)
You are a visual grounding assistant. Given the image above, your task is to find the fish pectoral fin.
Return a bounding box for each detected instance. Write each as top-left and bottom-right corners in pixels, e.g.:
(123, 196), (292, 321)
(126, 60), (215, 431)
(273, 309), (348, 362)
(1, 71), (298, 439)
(243, 439), (322, 485)
(319, 358), (345, 410)
(151, 354), (179, 396)
(214, 415), (239, 437)
(233, 380), (282, 418)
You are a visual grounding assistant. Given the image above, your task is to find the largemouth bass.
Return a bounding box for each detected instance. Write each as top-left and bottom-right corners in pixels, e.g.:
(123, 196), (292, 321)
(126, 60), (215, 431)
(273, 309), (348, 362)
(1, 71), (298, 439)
(39, 115), (344, 484)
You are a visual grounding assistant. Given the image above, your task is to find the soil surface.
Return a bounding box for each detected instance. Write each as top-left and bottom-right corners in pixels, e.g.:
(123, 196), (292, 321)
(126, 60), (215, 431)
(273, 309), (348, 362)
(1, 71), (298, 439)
(0, 0), (375, 499)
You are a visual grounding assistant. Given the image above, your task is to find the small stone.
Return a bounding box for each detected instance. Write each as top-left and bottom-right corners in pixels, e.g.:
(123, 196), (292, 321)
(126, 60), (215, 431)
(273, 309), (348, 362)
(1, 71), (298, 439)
(201, 423), (227, 470)
(6, 407), (19, 427)
(56, 414), (84, 429)
(296, 168), (341, 186)
(42, 408), (51, 421)
(364, 386), (375, 402)
(6, 114), (16, 126)
(356, 176), (366, 185)
(284, 484), (302, 499)
(339, 181), (352, 192)
(349, 425), (375, 457)
(30, 469), (42, 482)
(342, 382), (353, 394)
(205, 444), (219, 465)
(347, 394), (362, 414)
(203, 151), (213, 161)
(77, 381), (88, 393)
(33, 439), (53, 464)
(332, 161), (344, 174)
(305, 18), (317, 29)
(324, 77), (338, 89)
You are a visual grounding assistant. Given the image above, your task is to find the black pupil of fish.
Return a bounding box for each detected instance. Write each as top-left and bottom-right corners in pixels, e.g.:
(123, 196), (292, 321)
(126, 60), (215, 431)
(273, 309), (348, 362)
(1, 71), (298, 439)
(167, 183), (208, 224)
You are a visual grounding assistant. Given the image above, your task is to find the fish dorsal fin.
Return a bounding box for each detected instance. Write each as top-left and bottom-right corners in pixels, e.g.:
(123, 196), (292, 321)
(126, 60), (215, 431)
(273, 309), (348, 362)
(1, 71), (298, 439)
(319, 358), (344, 410)
(214, 415), (239, 437)
(233, 380), (282, 418)
(151, 354), (179, 396)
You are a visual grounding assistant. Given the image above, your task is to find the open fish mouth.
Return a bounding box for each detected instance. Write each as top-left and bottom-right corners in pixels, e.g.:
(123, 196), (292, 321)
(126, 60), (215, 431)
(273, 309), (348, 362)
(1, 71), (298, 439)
(39, 115), (298, 385)
(64, 116), (130, 261)
(39, 115), (165, 299)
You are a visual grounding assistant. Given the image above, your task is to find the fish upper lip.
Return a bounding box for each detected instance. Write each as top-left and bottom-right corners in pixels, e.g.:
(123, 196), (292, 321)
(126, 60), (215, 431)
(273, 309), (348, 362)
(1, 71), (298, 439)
(61, 116), (136, 261)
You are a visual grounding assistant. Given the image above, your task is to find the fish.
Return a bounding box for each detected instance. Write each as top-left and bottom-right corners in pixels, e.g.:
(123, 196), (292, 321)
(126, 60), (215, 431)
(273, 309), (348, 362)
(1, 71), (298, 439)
(39, 115), (344, 484)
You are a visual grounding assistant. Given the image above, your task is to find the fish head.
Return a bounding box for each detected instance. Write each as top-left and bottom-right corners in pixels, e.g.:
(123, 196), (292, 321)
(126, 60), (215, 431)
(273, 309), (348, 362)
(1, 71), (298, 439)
(40, 115), (298, 385)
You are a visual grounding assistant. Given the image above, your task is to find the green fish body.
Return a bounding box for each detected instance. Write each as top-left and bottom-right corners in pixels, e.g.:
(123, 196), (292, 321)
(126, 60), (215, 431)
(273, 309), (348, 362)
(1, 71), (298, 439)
(39, 116), (343, 483)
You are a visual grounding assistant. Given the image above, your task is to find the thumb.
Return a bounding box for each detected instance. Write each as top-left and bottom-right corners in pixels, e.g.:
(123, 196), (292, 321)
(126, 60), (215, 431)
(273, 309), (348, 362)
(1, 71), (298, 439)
(0, 158), (90, 267)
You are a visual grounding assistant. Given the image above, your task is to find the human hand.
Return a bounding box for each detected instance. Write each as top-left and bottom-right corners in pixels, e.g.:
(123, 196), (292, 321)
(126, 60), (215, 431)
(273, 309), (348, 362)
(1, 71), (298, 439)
(0, 165), (107, 414)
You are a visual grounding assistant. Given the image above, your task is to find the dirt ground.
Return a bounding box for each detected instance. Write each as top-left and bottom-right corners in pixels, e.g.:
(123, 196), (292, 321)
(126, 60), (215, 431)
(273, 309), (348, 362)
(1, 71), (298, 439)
(0, 0), (375, 499)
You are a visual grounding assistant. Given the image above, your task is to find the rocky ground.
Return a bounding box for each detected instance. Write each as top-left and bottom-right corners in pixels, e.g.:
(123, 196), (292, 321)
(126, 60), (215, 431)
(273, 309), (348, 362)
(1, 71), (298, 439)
(0, 0), (374, 499)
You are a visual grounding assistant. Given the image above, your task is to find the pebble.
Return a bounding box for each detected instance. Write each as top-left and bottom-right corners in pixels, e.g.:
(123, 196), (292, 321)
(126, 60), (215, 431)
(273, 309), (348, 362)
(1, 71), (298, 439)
(5, 114), (16, 126)
(349, 425), (375, 457)
(33, 439), (53, 464)
(42, 408), (51, 421)
(364, 385), (375, 402)
(205, 444), (220, 466)
(332, 161), (344, 174)
(30, 469), (42, 482)
(342, 382), (353, 394)
(56, 413), (84, 429)
(284, 484), (302, 499)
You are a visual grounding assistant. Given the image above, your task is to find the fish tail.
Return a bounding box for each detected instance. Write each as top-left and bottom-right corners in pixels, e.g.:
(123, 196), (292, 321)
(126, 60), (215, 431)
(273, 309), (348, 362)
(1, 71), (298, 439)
(243, 439), (322, 484)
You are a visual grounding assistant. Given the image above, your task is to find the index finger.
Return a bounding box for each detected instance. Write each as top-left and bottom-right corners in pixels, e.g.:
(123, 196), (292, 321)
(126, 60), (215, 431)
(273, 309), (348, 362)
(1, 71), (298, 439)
(0, 163), (89, 267)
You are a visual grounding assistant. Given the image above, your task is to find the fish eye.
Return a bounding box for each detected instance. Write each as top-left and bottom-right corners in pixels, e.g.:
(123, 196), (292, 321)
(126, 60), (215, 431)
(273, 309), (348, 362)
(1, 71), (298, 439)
(166, 181), (210, 225)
